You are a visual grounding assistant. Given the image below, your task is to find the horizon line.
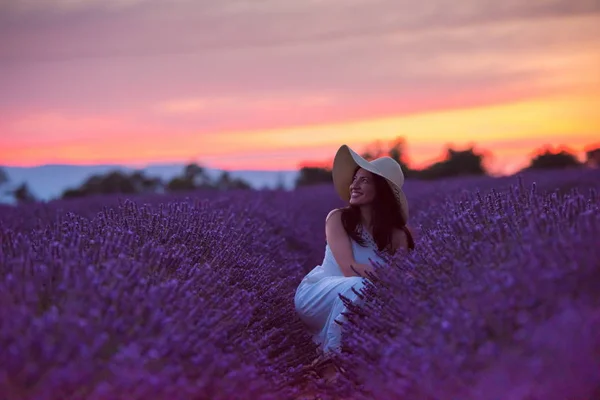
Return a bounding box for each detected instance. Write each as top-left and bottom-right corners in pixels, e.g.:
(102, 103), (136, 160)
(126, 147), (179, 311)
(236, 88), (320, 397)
(1, 140), (596, 171)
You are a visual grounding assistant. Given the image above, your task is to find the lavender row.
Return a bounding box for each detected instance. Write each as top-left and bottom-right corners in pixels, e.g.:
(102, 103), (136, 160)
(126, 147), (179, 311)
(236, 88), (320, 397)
(1, 168), (598, 399)
(0, 195), (321, 399)
(336, 173), (600, 399)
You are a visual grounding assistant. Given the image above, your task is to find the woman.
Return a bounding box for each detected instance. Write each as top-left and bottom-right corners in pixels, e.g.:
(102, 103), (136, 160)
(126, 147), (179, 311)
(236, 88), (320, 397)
(294, 144), (415, 380)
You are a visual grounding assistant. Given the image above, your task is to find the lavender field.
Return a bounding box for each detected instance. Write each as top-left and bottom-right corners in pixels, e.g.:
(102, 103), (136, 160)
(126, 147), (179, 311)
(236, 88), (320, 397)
(1, 168), (599, 400)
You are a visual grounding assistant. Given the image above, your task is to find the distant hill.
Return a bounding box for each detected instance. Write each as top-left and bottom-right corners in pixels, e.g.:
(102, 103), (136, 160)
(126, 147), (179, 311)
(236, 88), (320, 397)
(0, 164), (300, 203)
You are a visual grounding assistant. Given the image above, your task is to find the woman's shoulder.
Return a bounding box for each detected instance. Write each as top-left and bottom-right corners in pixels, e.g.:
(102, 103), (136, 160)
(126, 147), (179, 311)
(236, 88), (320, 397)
(324, 208), (351, 246)
(325, 208), (344, 222)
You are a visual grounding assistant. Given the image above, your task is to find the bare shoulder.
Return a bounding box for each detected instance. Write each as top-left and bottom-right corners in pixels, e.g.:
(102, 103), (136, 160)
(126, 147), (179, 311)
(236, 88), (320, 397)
(324, 208), (356, 276)
(325, 208), (344, 224)
(324, 208), (347, 238)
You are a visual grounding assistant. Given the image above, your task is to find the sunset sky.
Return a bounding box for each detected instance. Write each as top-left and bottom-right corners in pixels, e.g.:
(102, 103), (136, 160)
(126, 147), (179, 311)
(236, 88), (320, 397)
(1, 0), (599, 175)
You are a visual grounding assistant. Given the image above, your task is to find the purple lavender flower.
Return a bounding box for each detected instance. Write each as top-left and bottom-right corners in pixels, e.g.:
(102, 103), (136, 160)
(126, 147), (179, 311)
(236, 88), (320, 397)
(0, 168), (598, 399)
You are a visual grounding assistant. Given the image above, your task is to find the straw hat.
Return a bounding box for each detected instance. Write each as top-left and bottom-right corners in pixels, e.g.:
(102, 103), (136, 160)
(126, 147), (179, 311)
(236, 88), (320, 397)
(332, 144), (409, 223)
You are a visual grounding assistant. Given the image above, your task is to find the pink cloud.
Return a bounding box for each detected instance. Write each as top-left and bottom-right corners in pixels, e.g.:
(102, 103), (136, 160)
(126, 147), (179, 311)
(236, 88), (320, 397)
(0, 0), (599, 170)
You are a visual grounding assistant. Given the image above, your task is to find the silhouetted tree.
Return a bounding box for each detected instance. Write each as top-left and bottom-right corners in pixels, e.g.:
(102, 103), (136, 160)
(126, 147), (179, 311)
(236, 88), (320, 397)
(0, 168), (7, 186)
(0, 167), (10, 202)
(166, 176), (195, 192)
(362, 137), (418, 178)
(167, 163), (214, 191)
(130, 171), (164, 194)
(0, 170), (37, 204)
(417, 146), (487, 180)
(184, 163), (212, 187)
(167, 163), (252, 192)
(295, 166), (333, 187)
(526, 147), (581, 170)
(585, 147), (600, 167)
(294, 137), (488, 185)
(214, 171), (251, 190)
(13, 183), (36, 204)
(62, 170), (164, 199)
(361, 140), (387, 160)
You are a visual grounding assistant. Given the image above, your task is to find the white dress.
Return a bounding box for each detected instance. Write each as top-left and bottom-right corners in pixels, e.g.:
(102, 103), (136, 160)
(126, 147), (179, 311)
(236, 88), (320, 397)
(294, 227), (385, 354)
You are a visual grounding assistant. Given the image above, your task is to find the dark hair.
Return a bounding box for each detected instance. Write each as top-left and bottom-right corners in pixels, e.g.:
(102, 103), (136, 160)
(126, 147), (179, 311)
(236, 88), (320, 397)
(340, 168), (415, 253)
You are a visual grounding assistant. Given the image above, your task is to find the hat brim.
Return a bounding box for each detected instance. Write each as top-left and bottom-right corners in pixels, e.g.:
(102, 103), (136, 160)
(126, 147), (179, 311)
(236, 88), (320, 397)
(332, 145), (409, 223)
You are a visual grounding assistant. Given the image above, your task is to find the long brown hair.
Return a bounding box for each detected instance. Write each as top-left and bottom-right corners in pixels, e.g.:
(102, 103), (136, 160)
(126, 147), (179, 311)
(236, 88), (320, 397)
(340, 168), (415, 253)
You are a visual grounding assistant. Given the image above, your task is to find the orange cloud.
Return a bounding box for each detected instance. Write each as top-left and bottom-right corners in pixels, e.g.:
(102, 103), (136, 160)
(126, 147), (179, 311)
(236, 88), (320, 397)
(2, 92), (597, 176)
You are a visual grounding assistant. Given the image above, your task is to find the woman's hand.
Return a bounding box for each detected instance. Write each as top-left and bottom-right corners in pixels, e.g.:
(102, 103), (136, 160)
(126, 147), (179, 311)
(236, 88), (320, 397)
(325, 208), (379, 279)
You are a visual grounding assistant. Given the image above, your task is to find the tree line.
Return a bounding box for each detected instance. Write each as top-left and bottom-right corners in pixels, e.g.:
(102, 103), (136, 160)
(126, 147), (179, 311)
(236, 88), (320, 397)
(1, 138), (598, 204)
(295, 137), (599, 187)
(0, 163), (252, 205)
(60, 163), (252, 200)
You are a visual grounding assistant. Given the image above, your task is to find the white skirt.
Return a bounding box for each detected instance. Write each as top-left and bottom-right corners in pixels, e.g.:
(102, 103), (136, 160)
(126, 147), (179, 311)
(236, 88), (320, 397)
(294, 274), (366, 354)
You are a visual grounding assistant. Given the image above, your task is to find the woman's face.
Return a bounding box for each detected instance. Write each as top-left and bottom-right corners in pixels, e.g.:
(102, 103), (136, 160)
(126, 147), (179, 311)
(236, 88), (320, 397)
(349, 168), (377, 206)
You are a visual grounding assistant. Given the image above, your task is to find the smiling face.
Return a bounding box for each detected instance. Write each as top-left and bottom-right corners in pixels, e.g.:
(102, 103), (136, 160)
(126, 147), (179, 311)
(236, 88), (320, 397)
(349, 168), (377, 206)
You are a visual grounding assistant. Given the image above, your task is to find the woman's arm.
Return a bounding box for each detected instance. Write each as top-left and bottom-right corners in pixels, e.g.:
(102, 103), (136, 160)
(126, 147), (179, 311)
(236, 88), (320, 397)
(325, 209), (376, 278)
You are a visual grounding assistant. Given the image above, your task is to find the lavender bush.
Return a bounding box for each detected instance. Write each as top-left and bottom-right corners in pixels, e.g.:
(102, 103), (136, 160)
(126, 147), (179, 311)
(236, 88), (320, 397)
(338, 170), (600, 399)
(1, 167), (599, 399)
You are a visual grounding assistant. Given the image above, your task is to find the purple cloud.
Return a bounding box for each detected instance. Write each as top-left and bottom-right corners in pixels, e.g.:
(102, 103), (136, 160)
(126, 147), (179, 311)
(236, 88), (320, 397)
(0, 0), (598, 142)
